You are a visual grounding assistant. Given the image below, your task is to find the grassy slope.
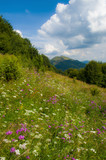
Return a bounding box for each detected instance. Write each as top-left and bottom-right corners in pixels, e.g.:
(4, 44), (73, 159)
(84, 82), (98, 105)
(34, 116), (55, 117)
(0, 69), (106, 160)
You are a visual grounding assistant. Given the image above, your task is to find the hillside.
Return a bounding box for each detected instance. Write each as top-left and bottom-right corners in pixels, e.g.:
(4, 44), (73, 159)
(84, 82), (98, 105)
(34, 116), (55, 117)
(0, 16), (54, 71)
(0, 69), (106, 160)
(50, 56), (86, 71)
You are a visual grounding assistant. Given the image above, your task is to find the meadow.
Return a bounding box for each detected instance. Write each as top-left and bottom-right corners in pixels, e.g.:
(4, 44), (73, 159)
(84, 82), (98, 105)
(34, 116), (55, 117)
(0, 68), (106, 160)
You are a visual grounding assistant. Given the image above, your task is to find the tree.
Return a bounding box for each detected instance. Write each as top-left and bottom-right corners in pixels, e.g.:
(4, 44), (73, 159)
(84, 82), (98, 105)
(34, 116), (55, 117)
(85, 61), (103, 86)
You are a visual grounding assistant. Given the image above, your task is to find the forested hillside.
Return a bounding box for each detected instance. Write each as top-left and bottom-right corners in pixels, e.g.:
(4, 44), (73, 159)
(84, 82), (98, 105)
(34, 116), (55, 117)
(50, 56), (86, 71)
(0, 16), (55, 71)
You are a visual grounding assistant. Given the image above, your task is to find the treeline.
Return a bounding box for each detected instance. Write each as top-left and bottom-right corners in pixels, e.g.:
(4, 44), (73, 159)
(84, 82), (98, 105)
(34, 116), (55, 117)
(65, 61), (106, 88)
(0, 16), (55, 72)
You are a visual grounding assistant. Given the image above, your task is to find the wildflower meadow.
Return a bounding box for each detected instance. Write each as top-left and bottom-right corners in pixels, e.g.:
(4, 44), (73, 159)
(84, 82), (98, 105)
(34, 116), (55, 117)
(0, 69), (106, 160)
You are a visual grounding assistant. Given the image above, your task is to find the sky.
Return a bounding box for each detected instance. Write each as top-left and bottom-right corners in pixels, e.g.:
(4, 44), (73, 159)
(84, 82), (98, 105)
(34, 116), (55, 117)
(0, 0), (106, 62)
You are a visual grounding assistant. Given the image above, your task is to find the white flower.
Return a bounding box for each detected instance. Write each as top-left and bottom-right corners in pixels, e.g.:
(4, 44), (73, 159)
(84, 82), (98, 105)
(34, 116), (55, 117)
(77, 148), (81, 152)
(64, 134), (70, 139)
(77, 134), (83, 139)
(52, 113), (56, 115)
(90, 131), (96, 133)
(3, 139), (11, 143)
(13, 96), (16, 98)
(19, 143), (27, 149)
(38, 118), (43, 121)
(35, 134), (42, 139)
(15, 149), (20, 155)
(2, 95), (6, 98)
(54, 141), (57, 144)
(39, 107), (43, 111)
(90, 148), (96, 153)
(33, 150), (38, 156)
(0, 157), (5, 160)
(35, 125), (39, 128)
(46, 139), (51, 142)
(1, 92), (6, 95)
(45, 114), (49, 118)
(2, 124), (6, 127)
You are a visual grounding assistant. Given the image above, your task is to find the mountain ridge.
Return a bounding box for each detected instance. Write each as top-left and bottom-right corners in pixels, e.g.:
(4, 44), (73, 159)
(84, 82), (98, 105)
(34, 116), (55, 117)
(50, 56), (86, 71)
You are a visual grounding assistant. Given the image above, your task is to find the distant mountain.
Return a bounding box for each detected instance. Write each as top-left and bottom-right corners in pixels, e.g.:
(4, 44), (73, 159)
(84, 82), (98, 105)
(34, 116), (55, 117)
(82, 60), (89, 64)
(50, 56), (86, 71)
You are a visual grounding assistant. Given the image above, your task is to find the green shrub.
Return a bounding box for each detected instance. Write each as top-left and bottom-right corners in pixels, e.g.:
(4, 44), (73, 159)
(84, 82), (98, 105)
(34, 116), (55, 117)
(0, 54), (21, 81)
(90, 87), (100, 96)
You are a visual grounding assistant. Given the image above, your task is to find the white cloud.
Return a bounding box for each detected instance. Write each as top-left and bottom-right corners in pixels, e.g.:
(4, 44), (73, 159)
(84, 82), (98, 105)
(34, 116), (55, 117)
(87, 0), (106, 32)
(14, 29), (23, 37)
(44, 44), (59, 54)
(36, 0), (106, 61)
(56, 3), (68, 13)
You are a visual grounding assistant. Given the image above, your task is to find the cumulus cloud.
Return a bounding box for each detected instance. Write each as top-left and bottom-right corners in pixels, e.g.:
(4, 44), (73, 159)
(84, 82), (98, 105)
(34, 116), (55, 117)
(14, 29), (23, 37)
(37, 0), (106, 61)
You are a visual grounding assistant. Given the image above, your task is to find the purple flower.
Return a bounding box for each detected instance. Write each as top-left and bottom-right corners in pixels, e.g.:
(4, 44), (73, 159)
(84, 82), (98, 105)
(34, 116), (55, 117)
(10, 147), (15, 153)
(6, 131), (13, 135)
(26, 156), (30, 159)
(97, 131), (101, 134)
(16, 129), (20, 134)
(20, 128), (24, 132)
(48, 125), (51, 128)
(102, 126), (106, 130)
(68, 133), (72, 136)
(72, 158), (76, 160)
(99, 106), (101, 109)
(74, 126), (78, 130)
(18, 135), (25, 140)
(24, 128), (27, 132)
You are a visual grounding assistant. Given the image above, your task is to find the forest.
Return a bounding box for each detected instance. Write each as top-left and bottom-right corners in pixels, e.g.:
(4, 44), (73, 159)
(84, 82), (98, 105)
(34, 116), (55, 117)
(64, 61), (106, 88)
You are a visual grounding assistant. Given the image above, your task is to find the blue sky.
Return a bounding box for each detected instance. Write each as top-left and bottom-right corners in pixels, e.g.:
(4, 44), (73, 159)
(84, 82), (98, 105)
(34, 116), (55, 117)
(0, 0), (106, 61)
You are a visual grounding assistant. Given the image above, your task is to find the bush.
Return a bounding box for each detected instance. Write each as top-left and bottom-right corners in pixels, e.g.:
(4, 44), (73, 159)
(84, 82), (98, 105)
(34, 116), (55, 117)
(0, 54), (21, 81)
(90, 87), (100, 96)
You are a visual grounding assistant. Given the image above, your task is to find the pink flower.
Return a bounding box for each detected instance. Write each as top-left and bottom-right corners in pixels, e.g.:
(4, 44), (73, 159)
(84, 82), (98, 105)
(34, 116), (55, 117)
(6, 131), (13, 135)
(48, 125), (51, 128)
(10, 147), (15, 153)
(18, 135), (25, 140)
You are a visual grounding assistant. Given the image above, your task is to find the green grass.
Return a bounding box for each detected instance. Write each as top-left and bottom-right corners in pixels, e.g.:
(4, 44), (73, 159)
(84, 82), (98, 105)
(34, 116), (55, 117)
(0, 68), (106, 160)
